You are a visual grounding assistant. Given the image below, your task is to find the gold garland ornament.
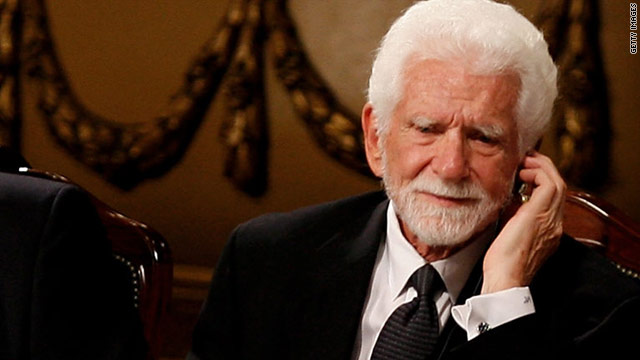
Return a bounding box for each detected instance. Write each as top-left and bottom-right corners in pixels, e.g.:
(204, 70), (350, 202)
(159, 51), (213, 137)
(22, 0), (247, 189)
(535, 0), (610, 190)
(265, 0), (369, 177)
(220, 0), (269, 196)
(0, 0), (22, 148)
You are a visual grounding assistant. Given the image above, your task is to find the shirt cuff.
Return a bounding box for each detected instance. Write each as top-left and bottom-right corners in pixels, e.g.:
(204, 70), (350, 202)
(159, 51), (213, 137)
(450, 287), (535, 341)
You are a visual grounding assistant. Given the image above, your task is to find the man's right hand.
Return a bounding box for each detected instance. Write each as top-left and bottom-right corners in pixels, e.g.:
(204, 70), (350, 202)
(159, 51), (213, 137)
(481, 151), (565, 294)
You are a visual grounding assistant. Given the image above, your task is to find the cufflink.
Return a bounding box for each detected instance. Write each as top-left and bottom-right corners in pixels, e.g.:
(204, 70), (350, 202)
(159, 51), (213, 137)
(477, 322), (491, 334)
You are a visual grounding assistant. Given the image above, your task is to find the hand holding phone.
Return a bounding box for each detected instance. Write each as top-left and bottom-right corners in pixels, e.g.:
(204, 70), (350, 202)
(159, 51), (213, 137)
(481, 151), (566, 294)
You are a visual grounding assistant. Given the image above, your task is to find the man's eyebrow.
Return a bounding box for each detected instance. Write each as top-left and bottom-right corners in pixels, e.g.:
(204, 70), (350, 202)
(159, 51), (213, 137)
(409, 117), (506, 138)
(411, 116), (438, 127)
(471, 124), (505, 138)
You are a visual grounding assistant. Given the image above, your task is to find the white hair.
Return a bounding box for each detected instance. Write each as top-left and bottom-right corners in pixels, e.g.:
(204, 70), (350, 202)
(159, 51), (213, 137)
(367, 0), (558, 153)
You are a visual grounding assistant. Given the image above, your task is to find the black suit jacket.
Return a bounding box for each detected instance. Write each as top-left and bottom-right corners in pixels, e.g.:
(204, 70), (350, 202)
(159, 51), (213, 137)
(188, 191), (640, 360)
(0, 172), (146, 359)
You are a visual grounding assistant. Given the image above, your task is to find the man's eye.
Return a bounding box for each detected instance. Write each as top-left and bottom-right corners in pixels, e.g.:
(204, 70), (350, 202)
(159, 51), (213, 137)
(414, 123), (441, 134)
(471, 133), (498, 145)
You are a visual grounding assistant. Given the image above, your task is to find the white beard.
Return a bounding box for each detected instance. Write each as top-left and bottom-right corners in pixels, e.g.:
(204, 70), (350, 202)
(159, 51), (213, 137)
(383, 164), (513, 247)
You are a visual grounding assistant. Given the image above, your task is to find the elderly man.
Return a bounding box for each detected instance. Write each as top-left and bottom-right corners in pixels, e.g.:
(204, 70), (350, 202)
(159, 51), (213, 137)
(188, 0), (640, 359)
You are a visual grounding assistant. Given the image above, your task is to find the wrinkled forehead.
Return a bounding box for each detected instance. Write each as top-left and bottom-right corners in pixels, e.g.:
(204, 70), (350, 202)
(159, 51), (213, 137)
(399, 58), (522, 121)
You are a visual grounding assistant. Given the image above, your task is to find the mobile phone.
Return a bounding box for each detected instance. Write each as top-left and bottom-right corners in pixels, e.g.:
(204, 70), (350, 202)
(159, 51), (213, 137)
(514, 177), (531, 204)
(498, 167), (529, 229)
(515, 140), (542, 203)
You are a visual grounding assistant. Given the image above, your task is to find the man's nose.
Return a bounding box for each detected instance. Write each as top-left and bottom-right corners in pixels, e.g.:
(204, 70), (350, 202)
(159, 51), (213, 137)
(431, 133), (470, 181)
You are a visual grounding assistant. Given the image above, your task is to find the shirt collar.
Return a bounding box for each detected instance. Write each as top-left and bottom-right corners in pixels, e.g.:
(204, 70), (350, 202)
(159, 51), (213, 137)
(385, 201), (493, 303)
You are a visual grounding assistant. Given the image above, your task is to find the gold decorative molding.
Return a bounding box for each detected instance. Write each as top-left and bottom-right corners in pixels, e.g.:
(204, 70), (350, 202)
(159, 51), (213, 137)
(21, 0), (247, 189)
(265, 0), (369, 177)
(535, 0), (610, 190)
(220, 0), (269, 196)
(0, 0), (21, 148)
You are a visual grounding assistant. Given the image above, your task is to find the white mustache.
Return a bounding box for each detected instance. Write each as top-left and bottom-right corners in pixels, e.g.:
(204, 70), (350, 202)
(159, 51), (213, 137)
(406, 176), (487, 200)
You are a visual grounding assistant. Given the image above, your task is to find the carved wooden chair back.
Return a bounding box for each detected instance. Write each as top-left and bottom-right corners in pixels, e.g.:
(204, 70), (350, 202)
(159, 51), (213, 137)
(564, 190), (640, 279)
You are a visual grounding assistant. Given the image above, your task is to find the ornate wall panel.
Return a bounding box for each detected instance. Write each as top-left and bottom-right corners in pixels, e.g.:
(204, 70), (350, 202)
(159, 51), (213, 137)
(3, 0), (611, 195)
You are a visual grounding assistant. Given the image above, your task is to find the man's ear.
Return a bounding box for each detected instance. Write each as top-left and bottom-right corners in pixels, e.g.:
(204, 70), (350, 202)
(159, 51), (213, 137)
(362, 103), (384, 178)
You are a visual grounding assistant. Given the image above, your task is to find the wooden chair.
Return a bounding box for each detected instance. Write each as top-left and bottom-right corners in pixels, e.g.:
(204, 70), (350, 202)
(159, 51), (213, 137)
(16, 167), (172, 360)
(564, 190), (640, 279)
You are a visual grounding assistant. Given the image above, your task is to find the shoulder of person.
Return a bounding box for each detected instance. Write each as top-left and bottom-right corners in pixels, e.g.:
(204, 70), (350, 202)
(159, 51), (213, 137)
(0, 171), (95, 225)
(0, 170), (105, 242)
(0, 171), (82, 204)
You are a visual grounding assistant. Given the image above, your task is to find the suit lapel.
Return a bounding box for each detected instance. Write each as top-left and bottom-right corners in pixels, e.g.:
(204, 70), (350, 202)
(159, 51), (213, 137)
(285, 196), (491, 359)
(288, 199), (389, 360)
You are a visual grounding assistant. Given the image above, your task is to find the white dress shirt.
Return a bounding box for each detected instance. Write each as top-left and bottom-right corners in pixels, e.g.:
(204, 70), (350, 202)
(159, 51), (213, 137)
(353, 202), (535, 359)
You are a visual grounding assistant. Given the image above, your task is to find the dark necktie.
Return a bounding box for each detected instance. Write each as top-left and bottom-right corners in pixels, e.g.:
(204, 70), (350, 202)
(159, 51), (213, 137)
(371, 264), (443, 360)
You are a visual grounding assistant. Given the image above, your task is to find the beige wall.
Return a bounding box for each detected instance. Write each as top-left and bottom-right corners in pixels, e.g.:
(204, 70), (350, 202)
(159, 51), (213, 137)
(20, 1), (640, 267)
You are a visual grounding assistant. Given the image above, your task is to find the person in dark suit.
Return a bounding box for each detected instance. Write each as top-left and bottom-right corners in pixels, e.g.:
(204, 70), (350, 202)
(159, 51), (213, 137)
(188, 0), (640, 359)
(0, 169), (147, 359)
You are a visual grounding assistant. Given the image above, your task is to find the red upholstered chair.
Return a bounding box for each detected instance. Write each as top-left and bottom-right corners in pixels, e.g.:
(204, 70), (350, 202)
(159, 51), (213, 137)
(564, 190), (640, 279)
(17, 167), (172, 360)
